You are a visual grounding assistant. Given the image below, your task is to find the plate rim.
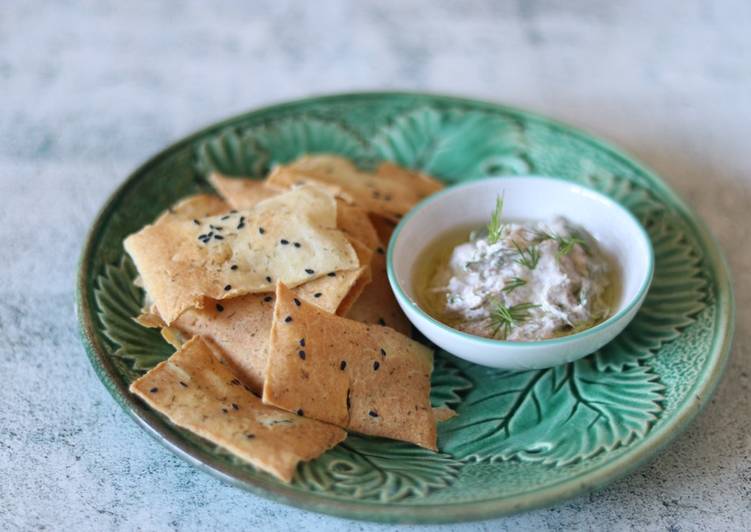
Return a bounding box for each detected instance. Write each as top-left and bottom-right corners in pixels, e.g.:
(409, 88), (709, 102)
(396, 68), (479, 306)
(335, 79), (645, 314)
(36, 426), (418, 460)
(75, 91), (735, 524)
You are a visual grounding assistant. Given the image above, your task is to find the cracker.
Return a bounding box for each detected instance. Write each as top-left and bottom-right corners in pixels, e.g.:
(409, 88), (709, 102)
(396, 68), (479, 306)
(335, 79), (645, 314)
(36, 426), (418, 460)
(368, 214), (397, 247)
(173, 240), (372, 393)
(161, 193), (231, 221)
(210, 172), (379, 252)
(267, 155), (441, 223)
(124, 185), (359, 324)
(374, 162), (443, 201)
(130, 337), (346, 483)
(209, 173), (281, 209)
(263, 283), (437, 450)
(346, 243), (411, 335)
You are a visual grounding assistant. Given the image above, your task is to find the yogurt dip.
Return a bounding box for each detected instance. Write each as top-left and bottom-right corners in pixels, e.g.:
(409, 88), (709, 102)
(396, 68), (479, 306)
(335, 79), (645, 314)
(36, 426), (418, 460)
(420, 200), (612, 341)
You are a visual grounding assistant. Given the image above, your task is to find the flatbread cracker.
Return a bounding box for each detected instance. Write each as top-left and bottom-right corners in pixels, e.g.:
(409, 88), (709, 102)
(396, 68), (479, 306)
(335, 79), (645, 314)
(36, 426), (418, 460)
(124, 185), (359, 324)
(210, 173), (380, 253)
(374, 162), (443, 200)
(264, 283), (437, 449)
(209, 173), (281, 209)
(129, 337), (346, 483)
(267, 155), (441, 223)
(163, 193), (231, 221)
(368, 214), (397, 247)
(173, 240), (372, 393)
(346, 245), (411, 335)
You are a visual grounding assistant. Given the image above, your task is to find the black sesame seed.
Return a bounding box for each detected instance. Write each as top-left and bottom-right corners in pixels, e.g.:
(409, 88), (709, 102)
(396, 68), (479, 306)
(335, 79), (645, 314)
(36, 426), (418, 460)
(243, 384), (252, 392)
(149, 387), (158, 393)
(372, 191), (381, 199)
(384, 194), (392, 201)
(293, 242), (301, 248)
(245, 433), (255, 439)
(313, 292), (322, 298)
(207, 231), (214, 238)
(179, 381), (188, 388)
(340, 360), (347, 370)
(237, 221), (245, 229)
(369, 410), (379, 417)
(212, 225), (224, 231)
(284, 315), (293, 323)
(380, 348), (387, 357)
(193, 219), (200, 225)
(293, 298), (301, 306)
(231, 378), (240, 385)
(222, 408), (228, 414)
(373, 361), (380, 371)
(280, 239), (289, 245)
(224, 284), (232, 291)
(232, 403), (239, 411)
(266, 276), (272, 283)
(197, 233), (208, 240)
(230, 210), (237, 214)
(221, 215), (230, 221)
(377, 247), (385, 255)
(263, 295), (273, 302)
(216, 303), (224, 312)
(299, 338), (305, 347)
(327, 272), (336, 277)
(259, 227), (266, 234)
(298, 350), (306, 360)
(378, 318), (386, 326)
(230, 264), (238, 270)
(305, 268), (315, 275)
(214, 234), (224, 240)
(296, 408), (304, 416)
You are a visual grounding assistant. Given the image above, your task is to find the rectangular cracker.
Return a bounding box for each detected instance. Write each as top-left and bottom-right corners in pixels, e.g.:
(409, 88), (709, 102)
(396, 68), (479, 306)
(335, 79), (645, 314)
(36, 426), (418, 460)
(263, 283), (437, 450)
(129, 336), (346, 483)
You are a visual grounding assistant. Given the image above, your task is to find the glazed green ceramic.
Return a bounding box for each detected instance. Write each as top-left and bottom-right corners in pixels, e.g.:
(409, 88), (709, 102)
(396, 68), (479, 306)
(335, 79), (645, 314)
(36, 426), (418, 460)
(76, 92), (734, 524)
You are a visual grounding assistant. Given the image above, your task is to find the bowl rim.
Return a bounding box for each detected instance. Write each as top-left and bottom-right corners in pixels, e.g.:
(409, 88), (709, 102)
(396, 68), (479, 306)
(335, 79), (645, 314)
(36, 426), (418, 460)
(387, 175), (656, 348)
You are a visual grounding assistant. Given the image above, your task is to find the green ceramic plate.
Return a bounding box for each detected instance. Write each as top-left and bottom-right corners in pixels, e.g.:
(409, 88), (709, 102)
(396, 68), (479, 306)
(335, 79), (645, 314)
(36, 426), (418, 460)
(76, 92), (734, 524)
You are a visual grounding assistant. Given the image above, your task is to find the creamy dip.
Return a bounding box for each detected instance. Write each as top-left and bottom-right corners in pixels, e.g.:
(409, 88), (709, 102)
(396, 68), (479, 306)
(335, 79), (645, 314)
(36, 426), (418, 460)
(420, 217), (612, 341)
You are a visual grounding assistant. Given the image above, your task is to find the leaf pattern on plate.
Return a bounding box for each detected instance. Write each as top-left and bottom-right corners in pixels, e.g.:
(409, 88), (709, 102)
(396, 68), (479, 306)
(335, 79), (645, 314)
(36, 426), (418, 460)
(440, 358), (664, 465)
(371, 107), (530, 180)
(295, 435), (461, 502)
(94, 256), (173, 377)
(194, 126), (268, 178)
(430, 353), (473, 408)
(194, 118), (369, 178)
(593, 216), (708, 370)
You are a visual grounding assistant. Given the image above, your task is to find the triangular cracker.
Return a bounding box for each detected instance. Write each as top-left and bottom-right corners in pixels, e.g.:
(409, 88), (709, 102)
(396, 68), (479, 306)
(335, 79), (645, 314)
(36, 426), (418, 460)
(129, 337), (346, 483)
(124, 185), (359, 324)
(263, 283), (437, 450)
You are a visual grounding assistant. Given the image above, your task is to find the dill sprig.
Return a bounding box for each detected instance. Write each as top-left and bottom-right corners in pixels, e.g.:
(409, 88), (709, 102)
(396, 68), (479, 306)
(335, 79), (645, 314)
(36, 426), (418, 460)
(535, 231), (588, 258)
(486, 195), (505, 244)
(513, 241), (541, 270)
(491, 301), (540, 339)
(502, 276), (527, 293)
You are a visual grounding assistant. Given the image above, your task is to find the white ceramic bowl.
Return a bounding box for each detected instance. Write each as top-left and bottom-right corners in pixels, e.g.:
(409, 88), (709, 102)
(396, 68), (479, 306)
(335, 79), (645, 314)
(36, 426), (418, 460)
(387, 176), (654, 370)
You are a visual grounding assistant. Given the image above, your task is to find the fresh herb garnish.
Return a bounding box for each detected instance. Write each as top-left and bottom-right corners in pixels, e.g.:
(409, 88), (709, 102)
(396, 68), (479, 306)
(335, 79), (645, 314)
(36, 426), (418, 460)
(513, 241), (541, 270)
(491, 301), (540, 339)
(502, 277), (527, 293)
(486, 195), (505, 244)
(535, 231), (588, 258)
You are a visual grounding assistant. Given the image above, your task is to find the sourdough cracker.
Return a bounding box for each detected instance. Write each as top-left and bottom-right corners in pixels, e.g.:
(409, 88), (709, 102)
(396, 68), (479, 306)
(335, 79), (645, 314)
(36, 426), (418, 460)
(267, 155), (440, 223)
(264, 283), (437, 449)
(129, 337), (346, 483)
(124, 185), (358, 324)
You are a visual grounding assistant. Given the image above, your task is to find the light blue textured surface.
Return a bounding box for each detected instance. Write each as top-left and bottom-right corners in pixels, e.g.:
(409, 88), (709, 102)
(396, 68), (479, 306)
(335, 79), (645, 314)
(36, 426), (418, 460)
(1, 1), (749, 530)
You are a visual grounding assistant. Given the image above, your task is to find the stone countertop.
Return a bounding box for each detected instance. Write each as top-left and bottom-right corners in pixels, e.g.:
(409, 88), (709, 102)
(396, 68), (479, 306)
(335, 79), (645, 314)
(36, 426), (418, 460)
(1, 1), (749, 530)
